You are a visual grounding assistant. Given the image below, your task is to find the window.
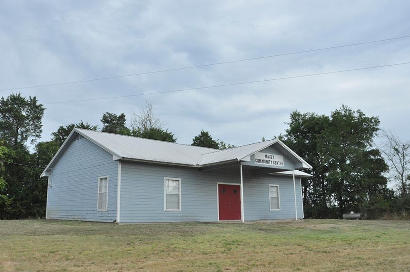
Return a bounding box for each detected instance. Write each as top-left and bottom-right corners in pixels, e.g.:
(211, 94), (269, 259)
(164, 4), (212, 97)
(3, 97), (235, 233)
(269, 185), (280, 210)
(97, 177), (108, 211)
(164, 178), (181, 211)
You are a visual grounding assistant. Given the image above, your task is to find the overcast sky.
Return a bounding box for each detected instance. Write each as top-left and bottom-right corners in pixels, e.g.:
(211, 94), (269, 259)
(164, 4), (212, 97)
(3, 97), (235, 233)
(1, 0), (410, 146)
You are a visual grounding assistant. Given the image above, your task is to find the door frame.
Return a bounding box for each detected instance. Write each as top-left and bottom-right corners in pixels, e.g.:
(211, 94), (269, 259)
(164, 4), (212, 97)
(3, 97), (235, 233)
(216, 182), (242, 221)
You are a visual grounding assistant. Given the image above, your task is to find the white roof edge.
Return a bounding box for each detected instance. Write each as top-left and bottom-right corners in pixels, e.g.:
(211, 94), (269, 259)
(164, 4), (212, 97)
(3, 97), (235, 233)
(276, 139), (312, 169)
(40, 128), (123, 177)
(40, 129), (77, 177)
(74, 128), (124, 159)
(239, 138), (312, 169)
(120, 157), (198, 167)
(270, 170), (312, 177)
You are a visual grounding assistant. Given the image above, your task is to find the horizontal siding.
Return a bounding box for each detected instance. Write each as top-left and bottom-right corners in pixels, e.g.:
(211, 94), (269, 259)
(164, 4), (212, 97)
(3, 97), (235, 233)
(244, 174), (303, 220)
(120, 162), (240, 222)
(47, 135), (117, 222)
(120, 162), (303, 222)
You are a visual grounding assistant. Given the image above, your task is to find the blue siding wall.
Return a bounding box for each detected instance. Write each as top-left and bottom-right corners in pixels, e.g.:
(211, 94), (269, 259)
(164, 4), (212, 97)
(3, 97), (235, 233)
(120, 162), (303, 223)
(244, 174), (303, 220)
(120, 162), (239, 222)
(47, 135), (117, 222)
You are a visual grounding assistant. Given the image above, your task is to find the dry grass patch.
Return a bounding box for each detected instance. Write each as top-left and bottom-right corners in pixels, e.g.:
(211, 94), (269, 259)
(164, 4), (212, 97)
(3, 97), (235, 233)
(0, 219), (409, 271)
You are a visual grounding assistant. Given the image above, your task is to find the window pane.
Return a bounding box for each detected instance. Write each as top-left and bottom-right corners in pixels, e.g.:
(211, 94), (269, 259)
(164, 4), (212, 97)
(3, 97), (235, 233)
(99, 178), (108, 193)
(166, 179), (179, 194)
(166, 194), (179, 210)
(269, 186), (278, 197)
(270, 196), (279, 210)
(98, 192), (104, 210)
(102, 180), (106, 193)
(103, 193), (107, 209)
(98, 178), (108, 211)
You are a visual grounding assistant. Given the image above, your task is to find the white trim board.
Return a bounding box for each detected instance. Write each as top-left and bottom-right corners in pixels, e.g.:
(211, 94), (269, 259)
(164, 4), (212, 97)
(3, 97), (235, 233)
(116, 161), (121, 223)
(97, 176), (109, 212)
(269, 184), (280, 211)
(163, 177), (182, 212)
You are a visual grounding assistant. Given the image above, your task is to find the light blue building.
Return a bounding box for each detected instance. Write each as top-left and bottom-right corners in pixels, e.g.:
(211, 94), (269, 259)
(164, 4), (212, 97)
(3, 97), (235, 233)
(41, 129), (311, 223)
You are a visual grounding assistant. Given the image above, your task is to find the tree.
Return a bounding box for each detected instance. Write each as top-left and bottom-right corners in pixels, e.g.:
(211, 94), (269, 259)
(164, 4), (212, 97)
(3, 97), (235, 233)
(101, 112), (130, 135)
(131, 102), (160, 132)
(131, 102), (176, 142)
(381, 132), (410, 196)
(282, 106), (388, 218)
(282, 111), (331, 218)
(2, 144), (33, 218)
(0, 93), (45, 219)
(0, 141), (12, 219)
(324, 106), (382, 217)
(52, 121), (97, 145)
(24, 140), (62, 218)
(192, 130), (219, 149)
(407, 174), (410, 193)
(0, 93), (44, 146)
(35, 141), (60, 169)
(217, 140), (235, 150)
(134, 127), (176, 142)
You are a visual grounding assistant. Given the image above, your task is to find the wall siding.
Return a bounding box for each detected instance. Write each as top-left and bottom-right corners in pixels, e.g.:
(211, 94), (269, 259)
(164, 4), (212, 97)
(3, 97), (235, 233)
(244, 174), (303, 220)
(120, 162), (238, 222)
(120, 162), (303, 223)
(47, 135), (117, 222)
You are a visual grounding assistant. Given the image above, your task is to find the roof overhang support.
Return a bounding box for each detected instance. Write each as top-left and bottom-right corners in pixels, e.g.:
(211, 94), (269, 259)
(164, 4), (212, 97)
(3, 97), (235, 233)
(240, 163), (245, 223)
(292, 170), (298, 220)
(116, 160), (122, 224)
(269, 170), (312, 178)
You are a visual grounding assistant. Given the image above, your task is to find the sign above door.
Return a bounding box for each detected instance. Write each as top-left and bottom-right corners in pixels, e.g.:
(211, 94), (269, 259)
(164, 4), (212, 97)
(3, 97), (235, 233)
(253, 152), (284, 166)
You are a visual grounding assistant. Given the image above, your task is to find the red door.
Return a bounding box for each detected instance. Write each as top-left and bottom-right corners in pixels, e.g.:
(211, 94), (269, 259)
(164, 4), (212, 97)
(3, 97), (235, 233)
(218, 184), (241, 220)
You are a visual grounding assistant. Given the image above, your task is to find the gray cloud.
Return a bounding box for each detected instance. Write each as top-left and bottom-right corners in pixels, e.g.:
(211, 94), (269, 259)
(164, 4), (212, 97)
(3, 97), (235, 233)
(1, 0), (410, 146)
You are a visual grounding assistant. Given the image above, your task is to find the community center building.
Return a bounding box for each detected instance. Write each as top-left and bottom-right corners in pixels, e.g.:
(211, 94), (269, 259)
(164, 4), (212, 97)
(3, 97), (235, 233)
(41, 129), (312, 223)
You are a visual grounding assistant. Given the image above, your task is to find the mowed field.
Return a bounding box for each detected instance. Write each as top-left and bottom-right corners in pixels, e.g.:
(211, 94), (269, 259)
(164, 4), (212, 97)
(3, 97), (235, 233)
(0, 220), (409, 272)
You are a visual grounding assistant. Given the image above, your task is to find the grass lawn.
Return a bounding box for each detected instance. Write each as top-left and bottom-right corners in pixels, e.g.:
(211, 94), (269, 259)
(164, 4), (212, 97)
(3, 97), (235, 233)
(0, 219), (409, 272)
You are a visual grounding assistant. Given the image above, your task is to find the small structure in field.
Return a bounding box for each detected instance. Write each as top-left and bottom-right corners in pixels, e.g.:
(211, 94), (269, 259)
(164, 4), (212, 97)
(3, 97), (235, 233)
(343, 211), (361, 220)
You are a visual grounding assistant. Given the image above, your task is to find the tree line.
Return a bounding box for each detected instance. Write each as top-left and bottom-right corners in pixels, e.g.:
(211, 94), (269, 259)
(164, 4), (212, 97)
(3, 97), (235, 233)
(280, 107), (408, 218)
(0, 94), (233, 219)
(0, 93), (408, 219)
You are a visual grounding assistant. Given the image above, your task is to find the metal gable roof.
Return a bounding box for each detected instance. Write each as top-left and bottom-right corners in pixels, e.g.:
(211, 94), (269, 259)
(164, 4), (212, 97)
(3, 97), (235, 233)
(76, 129), (214, 165)
(41, 129), (311, 177)
(198, 139), (277, 165)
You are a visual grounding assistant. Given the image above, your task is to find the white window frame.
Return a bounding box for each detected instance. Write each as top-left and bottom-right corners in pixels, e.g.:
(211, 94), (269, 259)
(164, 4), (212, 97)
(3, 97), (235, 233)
(269, 184), (280, 211)
(164, 177), (181, 212)
(97, 176), (109, 212)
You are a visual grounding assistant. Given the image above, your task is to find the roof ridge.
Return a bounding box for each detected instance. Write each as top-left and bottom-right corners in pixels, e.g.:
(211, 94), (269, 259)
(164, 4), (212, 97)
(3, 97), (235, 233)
(201, 137), (277, 156)
(75, 129), (217, 151)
